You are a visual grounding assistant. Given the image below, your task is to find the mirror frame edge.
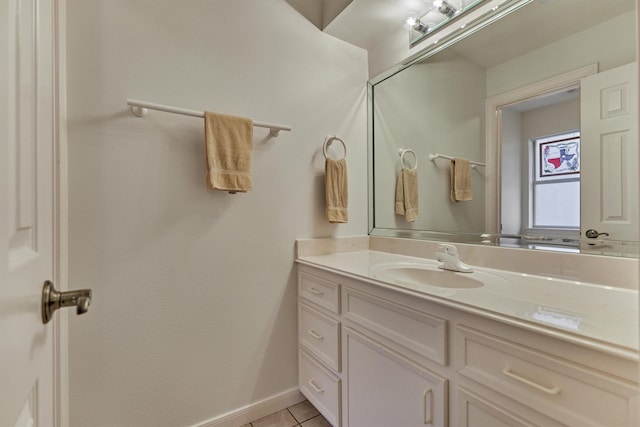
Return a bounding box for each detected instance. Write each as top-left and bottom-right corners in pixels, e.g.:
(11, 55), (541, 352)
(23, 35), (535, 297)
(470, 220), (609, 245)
(367, 81), (375, 235)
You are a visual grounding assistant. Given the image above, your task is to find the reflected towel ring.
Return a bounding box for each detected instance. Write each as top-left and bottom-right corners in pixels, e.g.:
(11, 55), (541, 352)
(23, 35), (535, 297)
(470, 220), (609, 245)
(398, 148), (418, 170)
(323, 135), (347, 160)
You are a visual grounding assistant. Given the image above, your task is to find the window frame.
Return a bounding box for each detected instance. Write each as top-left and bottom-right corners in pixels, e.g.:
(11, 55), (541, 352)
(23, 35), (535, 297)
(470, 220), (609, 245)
(525, 131), (581, 236)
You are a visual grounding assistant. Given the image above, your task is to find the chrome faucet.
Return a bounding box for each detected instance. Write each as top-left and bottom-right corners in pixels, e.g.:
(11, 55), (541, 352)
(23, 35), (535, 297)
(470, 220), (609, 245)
(435, 244), (473, 273)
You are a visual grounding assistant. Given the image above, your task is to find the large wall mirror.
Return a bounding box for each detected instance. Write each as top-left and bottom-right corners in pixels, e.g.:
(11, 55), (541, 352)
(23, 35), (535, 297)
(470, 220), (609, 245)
(369, 0), (638, 257)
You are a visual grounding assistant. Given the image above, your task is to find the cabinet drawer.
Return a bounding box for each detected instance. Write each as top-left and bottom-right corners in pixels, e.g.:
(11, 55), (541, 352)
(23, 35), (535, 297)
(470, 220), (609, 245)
(299, 271), (340, 314)
(456, 326), (638, 427)
(299, 348), (341, 427)
(299, 303), (341, 372)
(455, 386), (566, 427)
(343, 287), (447, 366)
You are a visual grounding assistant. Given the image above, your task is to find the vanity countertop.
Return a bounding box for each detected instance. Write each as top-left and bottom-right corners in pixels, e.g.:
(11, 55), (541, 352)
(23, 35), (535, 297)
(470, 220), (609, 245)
(297, 250), (639, 360)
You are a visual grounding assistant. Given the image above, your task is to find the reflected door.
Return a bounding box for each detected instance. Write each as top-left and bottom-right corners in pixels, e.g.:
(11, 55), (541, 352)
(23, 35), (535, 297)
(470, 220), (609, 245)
(581, 62), (638, 242)
(0, 0), (57, 425)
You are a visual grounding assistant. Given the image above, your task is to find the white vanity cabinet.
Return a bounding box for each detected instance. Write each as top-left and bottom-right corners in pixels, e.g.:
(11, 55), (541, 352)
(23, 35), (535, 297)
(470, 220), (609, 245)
(453, 321), (640, 427)
(297, 264), (639, 427)
(298, 269), (343, 427)
(342, 327), (448, 427)
(341, 286), (449, 427)
(298, 266), (448, 427)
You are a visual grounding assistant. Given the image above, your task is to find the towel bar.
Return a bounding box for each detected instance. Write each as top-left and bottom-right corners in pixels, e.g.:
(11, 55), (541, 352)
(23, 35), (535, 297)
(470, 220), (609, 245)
(429, 153), (485, 168)
(126, 98), (292, 137)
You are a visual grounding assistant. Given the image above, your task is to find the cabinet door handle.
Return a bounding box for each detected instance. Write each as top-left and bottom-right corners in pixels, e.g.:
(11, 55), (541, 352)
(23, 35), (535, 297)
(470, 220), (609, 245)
(308, 287), (325, 296)
(423, 388), (433, 425)
(308, 380), (324, 393)
(308, 329), (324, 340)
(502, 367), (561, 395)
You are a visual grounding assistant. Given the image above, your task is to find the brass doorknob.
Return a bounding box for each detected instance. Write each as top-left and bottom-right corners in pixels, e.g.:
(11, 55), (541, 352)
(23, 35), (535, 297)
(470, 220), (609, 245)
(42, 280), (92, 324)
(585, 229), (610, 239)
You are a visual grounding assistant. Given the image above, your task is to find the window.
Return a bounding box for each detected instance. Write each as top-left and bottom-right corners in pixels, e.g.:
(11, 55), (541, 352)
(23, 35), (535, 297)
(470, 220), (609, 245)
(529, 131), (580, 230)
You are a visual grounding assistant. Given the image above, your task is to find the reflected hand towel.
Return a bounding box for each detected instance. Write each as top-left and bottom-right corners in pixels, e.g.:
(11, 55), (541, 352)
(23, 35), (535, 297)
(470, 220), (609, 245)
(204, 111), (253, 193)
(325, 158), (348, 223)
(450, 157), (472, 202)
(395, 168), (418, 222)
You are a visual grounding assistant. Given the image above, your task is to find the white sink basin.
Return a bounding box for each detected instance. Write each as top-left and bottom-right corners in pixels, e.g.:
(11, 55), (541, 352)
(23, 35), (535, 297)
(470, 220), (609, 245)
(369, 262), (510, 290)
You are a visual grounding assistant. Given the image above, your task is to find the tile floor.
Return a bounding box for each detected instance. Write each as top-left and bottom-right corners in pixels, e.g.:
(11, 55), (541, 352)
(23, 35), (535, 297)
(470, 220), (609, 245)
(242, 400), (331, 427)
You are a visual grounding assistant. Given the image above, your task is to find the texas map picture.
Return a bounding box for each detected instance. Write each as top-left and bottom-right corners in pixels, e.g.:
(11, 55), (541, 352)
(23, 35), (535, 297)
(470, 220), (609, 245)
(540, 138), (580, 177)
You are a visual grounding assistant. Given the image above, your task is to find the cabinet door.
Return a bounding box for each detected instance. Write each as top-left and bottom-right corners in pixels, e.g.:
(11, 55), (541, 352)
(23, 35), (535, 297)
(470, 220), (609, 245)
(343, 327), (447, 427)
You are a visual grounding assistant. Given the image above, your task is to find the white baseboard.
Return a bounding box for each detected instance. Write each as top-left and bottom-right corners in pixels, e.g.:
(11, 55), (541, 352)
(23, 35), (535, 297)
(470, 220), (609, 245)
(192, 387), (305, 427)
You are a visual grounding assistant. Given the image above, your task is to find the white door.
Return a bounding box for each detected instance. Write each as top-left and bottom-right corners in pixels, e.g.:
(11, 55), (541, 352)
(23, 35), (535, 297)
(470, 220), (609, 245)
(581, 62), (638, 243)
(1, 1), (58, 425)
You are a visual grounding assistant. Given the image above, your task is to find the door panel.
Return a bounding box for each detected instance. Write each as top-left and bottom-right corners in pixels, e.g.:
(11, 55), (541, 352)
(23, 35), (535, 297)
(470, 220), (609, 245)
(0, 0), (56, 425)
(581, 62), (638, 243)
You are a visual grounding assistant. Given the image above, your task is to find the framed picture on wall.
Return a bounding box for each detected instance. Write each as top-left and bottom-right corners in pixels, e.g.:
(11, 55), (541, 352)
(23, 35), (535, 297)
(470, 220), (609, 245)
(538, 136), (580, 178)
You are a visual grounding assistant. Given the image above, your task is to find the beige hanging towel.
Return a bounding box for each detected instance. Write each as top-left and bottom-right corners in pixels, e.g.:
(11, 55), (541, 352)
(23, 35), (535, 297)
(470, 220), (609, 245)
(450, 157), (472, 202)
(395, 168), (418, 222)
(204, 111), (254, 193)
(325, 158), (348, 223)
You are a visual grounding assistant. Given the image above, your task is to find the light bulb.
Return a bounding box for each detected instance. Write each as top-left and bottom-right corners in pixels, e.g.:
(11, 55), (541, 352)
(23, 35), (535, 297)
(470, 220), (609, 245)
(435, 0), (457, 18)
(413, 19), (429, 33)
(405, 14), (429, 34)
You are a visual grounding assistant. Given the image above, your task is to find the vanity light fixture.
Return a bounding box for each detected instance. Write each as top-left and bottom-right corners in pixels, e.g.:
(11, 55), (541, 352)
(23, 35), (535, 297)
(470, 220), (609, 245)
(434, 0), (458, 18)
(406, 16), (429, 33)
(406, 0), (484, 47)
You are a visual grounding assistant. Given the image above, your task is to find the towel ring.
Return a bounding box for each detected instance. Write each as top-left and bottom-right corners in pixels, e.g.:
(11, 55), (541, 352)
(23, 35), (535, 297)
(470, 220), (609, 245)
(398, 149), (418, 170)
(323, 135), (347, 160)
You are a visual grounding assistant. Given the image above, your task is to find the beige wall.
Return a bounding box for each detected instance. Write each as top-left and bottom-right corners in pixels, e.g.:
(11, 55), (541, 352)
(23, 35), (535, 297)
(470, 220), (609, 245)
(372, 50), (487, 233)
(500, 108), (522, 235)
(486, 11), (636, 97)
(66, 1), (368, 425)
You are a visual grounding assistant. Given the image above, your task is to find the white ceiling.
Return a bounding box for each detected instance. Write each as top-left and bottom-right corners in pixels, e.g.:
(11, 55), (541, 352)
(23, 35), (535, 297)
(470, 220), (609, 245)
(449, 0), (635, 68)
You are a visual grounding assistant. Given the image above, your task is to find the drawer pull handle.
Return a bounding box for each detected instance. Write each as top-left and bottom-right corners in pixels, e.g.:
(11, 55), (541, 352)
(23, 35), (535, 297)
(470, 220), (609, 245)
(308, 287), (325, 296)
(308, 329), (324, 340)
(423, 388), (433, 425)
(308, 380), (325, 393)
(502, 367), (561, 395)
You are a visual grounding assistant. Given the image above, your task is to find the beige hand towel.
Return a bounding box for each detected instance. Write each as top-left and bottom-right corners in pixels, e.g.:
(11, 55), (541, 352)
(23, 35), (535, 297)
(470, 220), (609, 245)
(395, 168), (418, 222)
(204, 111), (253, 193)
(450, 157), (472, 202)
(325, 158), (348, 223)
